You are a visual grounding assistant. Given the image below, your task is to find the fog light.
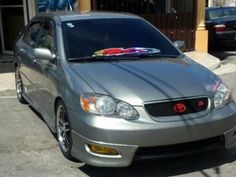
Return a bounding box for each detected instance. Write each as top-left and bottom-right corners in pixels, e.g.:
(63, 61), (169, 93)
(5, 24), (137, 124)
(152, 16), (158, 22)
(88, 144), (118, 155)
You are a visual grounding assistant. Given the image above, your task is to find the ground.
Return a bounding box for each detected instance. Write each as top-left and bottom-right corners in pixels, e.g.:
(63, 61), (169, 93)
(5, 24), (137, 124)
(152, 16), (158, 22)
(0, 51), (236, 177)
(211, 50), (236, 101)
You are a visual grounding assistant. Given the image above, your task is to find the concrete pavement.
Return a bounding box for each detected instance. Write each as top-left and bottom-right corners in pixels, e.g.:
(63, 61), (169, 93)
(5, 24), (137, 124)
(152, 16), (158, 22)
(185, 51), (221, 70)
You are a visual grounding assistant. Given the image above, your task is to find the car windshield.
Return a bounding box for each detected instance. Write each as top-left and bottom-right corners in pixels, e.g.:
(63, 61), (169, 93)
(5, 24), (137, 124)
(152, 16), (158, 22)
(62, 18), (180, 60)
(207, 8), (236, 20)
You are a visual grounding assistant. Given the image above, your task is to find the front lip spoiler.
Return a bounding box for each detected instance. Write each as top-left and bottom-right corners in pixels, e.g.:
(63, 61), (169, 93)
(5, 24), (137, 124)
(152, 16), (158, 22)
(224, 126), (236, 149)
(133, 136), (224, 161)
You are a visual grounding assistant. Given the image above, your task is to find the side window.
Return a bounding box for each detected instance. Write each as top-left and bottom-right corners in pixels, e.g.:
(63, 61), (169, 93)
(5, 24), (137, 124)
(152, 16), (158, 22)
(38, 21), (55, 52)
(23, 22), (43, 48)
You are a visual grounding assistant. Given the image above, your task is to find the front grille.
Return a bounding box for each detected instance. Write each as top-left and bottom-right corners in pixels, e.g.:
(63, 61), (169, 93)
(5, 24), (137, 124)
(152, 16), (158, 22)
(144, 97), (208, 117)
(134, 136), (224, 161)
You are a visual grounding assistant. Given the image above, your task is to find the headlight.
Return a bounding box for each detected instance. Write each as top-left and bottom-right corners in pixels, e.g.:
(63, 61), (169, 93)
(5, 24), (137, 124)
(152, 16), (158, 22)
(214, 82), (230, 109)
(80, 93), (139, 120)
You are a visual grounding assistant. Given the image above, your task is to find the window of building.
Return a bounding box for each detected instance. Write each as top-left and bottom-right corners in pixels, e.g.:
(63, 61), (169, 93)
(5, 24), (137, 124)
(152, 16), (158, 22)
(0, 0), (22, 6)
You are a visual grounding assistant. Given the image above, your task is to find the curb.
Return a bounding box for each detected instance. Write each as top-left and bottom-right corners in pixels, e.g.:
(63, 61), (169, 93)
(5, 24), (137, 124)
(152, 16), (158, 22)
(185, 51), (221, 71)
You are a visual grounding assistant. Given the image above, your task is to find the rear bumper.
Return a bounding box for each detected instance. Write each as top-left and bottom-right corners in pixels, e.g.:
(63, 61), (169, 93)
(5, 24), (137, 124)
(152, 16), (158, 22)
(215, 31), (236, 43)
(69, 103), (236, 167)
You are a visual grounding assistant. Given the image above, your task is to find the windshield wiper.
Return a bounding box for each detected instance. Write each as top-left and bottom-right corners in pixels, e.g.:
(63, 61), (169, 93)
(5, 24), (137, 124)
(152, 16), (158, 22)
(68, 56), (108, 61)
(131, 53), (180, 58)
(68, 54), (180, 62)
(68, 55), (141, 62)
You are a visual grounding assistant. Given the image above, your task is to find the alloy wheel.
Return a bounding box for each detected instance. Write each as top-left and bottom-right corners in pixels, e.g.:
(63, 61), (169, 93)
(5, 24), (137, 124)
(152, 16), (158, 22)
(15, 68), (27, 103)
(56, 103), (72, 153)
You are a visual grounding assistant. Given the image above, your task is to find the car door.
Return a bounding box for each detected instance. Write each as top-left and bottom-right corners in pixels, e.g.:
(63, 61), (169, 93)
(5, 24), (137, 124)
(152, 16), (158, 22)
(17, 20), (44, 102)
(31, 19), (57, 127)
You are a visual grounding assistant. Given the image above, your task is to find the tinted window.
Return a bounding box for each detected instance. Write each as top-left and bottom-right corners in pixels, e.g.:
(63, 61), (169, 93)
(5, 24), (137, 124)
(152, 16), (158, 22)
(24, 22), (43, 48)
(38, 21), (55, 51)
(207, 8), (236, 20)
(62, 18), (180, 59)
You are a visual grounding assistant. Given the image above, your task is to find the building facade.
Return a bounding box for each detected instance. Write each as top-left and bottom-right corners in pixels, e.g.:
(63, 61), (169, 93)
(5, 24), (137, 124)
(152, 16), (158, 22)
(0, 0), (208, 56)
(208, 0), (236, 6)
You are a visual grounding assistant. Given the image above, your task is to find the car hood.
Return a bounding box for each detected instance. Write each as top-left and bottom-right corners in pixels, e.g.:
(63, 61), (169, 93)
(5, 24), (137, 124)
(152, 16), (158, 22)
(70, 57), (220, 105)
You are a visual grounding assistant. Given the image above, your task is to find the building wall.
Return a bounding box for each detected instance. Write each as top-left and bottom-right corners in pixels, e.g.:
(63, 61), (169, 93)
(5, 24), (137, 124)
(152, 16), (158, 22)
(208, 0), (236, 6)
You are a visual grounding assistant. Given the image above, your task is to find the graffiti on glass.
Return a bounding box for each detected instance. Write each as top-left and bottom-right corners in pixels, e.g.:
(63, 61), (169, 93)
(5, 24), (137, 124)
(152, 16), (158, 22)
(38, 0), (77, 12)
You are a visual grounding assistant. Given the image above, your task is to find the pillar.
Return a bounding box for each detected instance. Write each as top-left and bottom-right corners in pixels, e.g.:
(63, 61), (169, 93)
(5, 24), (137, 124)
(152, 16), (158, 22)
(195, 0), (208, 52)
(78, 0), (91, 13)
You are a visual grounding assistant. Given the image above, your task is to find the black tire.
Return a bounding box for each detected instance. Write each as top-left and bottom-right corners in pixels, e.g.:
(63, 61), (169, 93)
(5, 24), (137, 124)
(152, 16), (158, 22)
(15, 67), (27, 104)
(56, 100), (73, 160)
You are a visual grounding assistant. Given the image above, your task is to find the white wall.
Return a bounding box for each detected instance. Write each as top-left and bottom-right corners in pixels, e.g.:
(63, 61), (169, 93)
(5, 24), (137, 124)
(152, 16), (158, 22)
(208, 0), (236, 7)
(27, 0), (36, 20)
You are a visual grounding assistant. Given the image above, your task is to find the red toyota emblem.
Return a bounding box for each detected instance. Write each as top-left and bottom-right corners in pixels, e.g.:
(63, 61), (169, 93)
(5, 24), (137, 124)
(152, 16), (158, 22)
(173, 103), (186, 113)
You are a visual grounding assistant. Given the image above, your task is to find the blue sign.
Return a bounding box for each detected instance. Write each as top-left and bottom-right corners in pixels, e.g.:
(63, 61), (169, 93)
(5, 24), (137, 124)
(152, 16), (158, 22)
(38, 0), (77, 12)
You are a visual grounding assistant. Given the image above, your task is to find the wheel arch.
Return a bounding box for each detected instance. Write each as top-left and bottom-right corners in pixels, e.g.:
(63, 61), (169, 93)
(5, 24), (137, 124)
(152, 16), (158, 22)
(54, 96), (64, 115)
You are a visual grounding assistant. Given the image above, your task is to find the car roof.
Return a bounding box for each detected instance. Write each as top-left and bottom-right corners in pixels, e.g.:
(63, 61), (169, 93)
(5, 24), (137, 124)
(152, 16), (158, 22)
(206, 6), (236, 10)
(35, 11), (141, 21)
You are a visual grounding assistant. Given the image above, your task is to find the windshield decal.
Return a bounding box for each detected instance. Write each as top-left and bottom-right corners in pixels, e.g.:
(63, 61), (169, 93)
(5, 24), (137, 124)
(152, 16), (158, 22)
(66, 23), (75, 28)
(93, 47), (161, 57)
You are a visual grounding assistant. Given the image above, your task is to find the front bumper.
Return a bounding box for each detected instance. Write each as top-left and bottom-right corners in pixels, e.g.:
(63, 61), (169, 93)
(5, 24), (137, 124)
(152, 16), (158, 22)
(69, 102), (236, 167)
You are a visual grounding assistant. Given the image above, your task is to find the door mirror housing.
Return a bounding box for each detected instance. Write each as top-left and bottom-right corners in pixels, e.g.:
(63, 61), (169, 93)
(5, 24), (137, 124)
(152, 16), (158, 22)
(34, 48), (56, 61)
(173, 40), (186, 52)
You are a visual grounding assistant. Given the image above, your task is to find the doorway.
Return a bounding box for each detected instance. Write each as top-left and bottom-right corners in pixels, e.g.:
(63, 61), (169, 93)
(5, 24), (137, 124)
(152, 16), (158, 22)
(0, 0), (28, 55)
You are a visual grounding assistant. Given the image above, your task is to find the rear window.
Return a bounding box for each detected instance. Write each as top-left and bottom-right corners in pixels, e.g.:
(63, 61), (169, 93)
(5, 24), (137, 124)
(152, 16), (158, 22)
(62, 18), (180, 59)
(207, 8), (236, 20)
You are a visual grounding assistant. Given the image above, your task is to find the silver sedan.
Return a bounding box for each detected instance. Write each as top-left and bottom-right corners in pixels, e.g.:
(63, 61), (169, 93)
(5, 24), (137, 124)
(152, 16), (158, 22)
(14, 12), (236, 167)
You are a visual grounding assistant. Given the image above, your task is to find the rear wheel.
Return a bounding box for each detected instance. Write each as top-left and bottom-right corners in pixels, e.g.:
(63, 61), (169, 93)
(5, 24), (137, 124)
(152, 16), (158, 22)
(15, 67), (27, 104)
(56, 100), (73, 160)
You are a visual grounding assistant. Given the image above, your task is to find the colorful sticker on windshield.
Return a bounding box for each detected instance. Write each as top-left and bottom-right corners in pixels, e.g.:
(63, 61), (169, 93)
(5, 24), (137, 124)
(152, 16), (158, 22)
(93, 47), (161, 56)
(66, 23), (75, 28)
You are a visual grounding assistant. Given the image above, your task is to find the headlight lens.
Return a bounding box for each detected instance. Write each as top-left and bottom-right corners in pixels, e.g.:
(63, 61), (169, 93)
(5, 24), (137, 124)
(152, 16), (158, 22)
(214, 82), (230, 109)
(116, 102), (138, 119)
(96, 96), (116, 115)
(81, 93), (139, 119)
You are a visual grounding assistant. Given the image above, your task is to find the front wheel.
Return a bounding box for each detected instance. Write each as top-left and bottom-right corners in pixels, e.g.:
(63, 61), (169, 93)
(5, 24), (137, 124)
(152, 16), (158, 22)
(15, 67), (27, 104)
(56, 100), (73, 160)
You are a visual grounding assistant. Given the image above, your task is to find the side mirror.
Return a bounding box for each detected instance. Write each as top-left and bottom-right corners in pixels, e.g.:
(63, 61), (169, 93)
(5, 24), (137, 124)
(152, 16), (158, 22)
(34, 48), (56, 61)
(173, 40), (185, 52)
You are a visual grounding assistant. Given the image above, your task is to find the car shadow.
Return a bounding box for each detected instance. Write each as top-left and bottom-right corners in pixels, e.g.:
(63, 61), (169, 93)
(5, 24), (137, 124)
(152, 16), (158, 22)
(209, 44), (236, 61)
(79, 148), (236, 177)
(28, 104), (82, 163)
